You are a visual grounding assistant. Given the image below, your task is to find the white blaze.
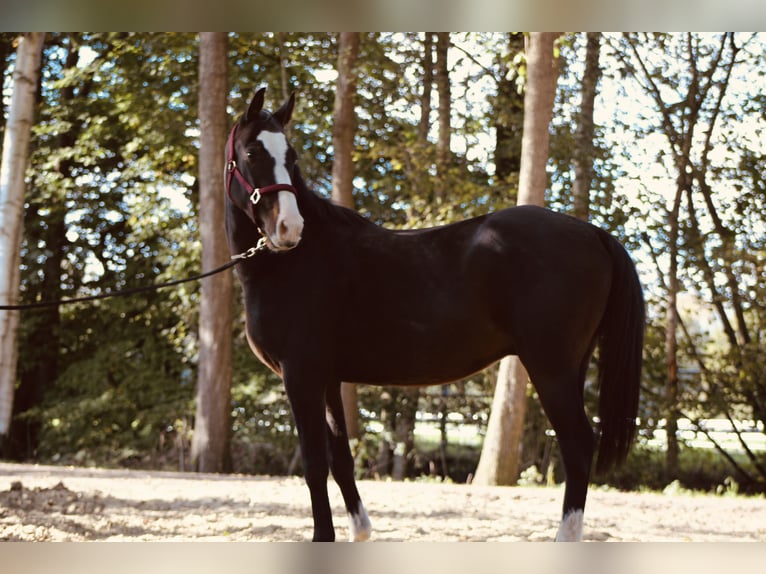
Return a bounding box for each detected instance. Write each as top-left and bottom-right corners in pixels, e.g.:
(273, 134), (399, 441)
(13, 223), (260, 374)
(256, 130), (304, 247)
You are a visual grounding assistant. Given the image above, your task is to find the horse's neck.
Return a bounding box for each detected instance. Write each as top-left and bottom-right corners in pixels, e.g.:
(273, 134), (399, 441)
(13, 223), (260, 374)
(292, 175), (371, 234)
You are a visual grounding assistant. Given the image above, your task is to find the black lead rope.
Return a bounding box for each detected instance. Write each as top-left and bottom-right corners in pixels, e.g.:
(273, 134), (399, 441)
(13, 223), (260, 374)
(0, 245), (263, 311)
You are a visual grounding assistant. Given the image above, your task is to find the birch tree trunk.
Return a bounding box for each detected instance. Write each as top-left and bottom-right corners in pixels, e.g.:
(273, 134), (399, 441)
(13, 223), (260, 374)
(191, 32), (233, 472)
(473, 32), (561, 486)
(0, 33), (45, 435)
(330, 32), (361, 439)
(9, 39), (81, 458)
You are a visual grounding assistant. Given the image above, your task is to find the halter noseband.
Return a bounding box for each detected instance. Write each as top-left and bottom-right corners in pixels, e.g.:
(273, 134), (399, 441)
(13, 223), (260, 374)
(225, 123), (297, 216)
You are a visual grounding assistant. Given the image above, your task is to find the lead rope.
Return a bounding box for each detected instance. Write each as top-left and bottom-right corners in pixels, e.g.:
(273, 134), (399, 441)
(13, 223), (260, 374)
(0, 241), (265, 311)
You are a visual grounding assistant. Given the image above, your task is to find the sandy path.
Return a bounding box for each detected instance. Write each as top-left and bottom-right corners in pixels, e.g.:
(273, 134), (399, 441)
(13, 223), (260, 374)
(0, 462), (763, 542)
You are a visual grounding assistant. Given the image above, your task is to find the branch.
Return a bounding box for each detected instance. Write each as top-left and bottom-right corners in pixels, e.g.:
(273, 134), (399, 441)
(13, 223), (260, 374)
(678, 408), (761, 486)
(684, 188), (739, 347)
(721, 404), (766, 480)
(622, 33), (682, 158)
(690, 168), (751, 345)
(450, 38), (501, 84)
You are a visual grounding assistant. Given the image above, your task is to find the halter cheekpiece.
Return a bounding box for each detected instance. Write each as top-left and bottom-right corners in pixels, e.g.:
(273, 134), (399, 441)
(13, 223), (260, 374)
(225, 123), (297, 216)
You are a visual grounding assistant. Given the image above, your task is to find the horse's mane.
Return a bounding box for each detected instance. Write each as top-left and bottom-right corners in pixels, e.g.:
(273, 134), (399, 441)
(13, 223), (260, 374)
(292, 165), (372, 230)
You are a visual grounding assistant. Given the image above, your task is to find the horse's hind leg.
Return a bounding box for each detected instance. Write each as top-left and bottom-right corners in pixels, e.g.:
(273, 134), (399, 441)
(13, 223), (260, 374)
(529, 365), (595, 542)
(325, 381), (372, 541)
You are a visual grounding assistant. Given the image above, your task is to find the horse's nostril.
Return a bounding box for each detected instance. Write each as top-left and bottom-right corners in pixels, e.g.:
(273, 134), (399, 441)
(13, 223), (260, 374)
(279, 220), (290, 237)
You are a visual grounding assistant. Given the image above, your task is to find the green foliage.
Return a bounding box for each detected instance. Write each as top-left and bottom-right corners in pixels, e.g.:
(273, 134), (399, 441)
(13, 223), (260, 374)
(28, 293), (195, 467)
(594, 443), (765, 495)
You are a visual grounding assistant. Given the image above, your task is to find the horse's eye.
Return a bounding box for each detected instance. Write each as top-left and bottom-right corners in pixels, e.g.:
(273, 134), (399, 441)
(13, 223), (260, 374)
(246, 144), (264, 160)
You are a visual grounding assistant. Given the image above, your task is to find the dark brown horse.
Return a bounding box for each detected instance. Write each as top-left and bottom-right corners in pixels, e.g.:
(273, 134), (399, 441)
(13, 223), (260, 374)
(224, 88), (644, 541)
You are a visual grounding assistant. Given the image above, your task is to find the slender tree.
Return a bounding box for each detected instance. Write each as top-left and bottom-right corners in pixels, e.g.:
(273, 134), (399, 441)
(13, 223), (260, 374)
(474, 32), (561, 486)
(0, 33), (45, 436)
(493, 33), (525, 189)
(435, 32), (451, 198)
(418, 33), (434, 144)
(8, 36), (83, 458)
(330, 32), (361, 439)
(622, 32), (740, 480)
(572, 32), (601, 222)
(191, 32), (233, 472)
(391, 33), (435, 480)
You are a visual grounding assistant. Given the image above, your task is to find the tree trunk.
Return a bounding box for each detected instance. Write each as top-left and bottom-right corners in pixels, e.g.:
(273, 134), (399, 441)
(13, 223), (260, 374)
(474, 32), (561, 486)
(664, 183), (683, 481)
(276, 33), (289, 101)
(572, 32), (601, 222)
(418, 33), (434, 144)
(330, 32), (361, 440)
(9, 38), (83, 458)
(0, 35), (19, 138)
(275, 33), (291, 138)
(191, 32), (233, 473)
(390, 33), (437, 480)
(390, 33), (440, 479)
(516, 33), (560, 204)
(494, 34), (525, 187)
(434, 32), (450, 198)
(0, 33), (45, 436)
(391, 387), (418, 480)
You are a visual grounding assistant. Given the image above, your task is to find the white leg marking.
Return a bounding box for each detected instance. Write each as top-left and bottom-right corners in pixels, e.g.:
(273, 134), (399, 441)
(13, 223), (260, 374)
(555, 509), (583, 542)
(348, 501), (372, 542)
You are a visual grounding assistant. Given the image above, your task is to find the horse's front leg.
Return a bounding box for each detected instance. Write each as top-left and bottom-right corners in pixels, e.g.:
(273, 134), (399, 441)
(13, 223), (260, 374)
(284, 372), (335, 541)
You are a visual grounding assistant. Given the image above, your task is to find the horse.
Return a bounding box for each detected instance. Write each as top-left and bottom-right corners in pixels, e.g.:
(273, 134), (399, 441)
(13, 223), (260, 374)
(224, 87), (644, 542)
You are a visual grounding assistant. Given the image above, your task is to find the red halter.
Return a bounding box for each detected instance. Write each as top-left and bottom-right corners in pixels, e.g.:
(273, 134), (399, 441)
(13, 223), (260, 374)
(225, 123), (297, 215)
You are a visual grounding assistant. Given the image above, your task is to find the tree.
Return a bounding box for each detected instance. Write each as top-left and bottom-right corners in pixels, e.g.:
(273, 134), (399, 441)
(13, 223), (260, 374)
(388, 34), (439, 481)
(621, 32), (742, 481)
(330, 32), (362, 440)
(572, 32), (601, 222)
(0, 32), (45, 436)
(474, 32), (561, 486)
(191, 32), (233, 472)
(435, 32), (451, 195)
(493, 33), (525, 193)
(7, 35), (81, 458)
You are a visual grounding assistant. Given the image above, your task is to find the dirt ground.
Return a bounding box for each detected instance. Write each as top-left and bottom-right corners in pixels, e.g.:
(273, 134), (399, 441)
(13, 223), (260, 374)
(0, 461), (763, 542)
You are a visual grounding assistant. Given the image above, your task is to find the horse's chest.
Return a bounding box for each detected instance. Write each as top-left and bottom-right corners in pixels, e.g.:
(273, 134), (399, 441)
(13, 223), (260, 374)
(242, 287), (326, 376)
(245, 327), (282, 376)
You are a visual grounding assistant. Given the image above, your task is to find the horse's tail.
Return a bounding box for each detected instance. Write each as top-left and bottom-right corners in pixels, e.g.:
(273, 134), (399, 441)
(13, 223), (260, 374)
(594, 231), (645, 474)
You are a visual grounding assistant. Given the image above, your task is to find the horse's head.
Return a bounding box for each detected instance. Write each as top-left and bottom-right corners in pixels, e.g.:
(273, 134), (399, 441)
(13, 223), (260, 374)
(226, 87), (304, 252)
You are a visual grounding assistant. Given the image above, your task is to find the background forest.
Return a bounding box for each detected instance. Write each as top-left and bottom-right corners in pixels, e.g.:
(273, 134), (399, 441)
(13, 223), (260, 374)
(1, 32), (764, 494)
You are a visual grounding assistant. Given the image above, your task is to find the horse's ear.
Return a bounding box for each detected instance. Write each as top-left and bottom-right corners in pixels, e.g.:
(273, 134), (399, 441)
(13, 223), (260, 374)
(273, 91), (296, 127)
(244, 87), (266, 124)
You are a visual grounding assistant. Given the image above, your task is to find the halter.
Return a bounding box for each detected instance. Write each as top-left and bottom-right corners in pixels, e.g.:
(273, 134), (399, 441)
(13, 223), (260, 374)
(225, 123), (297, 218)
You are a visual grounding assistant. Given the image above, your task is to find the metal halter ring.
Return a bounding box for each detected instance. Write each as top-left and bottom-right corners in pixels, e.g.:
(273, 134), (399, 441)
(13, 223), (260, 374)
(249, 188), (262, 205)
